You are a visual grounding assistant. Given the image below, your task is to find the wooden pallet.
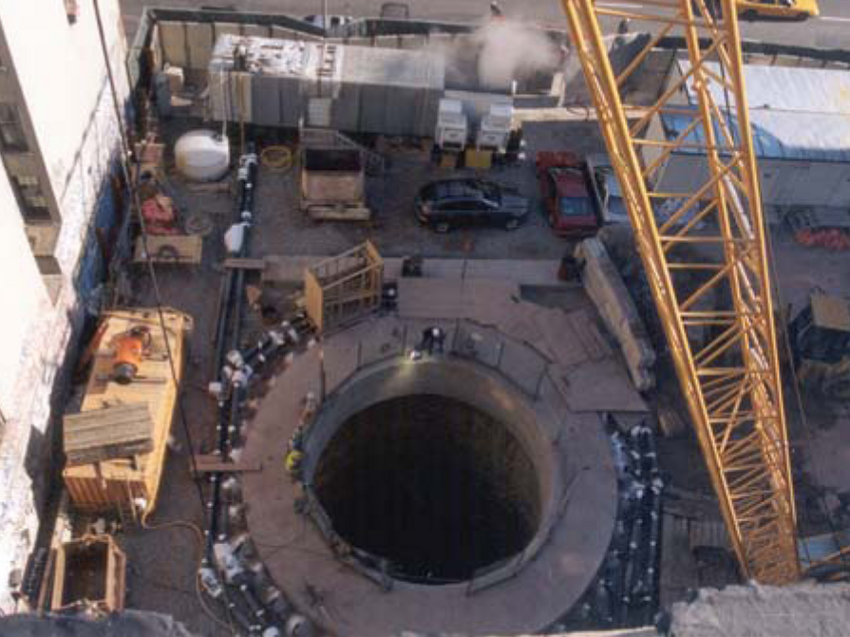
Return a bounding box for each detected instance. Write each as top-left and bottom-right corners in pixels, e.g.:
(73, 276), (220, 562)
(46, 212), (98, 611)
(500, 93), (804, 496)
(305, 204), (372, 221)
(134, 235), (203, 264)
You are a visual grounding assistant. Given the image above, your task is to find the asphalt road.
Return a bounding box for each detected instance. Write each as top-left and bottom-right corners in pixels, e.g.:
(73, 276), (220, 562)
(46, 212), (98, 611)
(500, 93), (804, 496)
(120, 0), (850, 49)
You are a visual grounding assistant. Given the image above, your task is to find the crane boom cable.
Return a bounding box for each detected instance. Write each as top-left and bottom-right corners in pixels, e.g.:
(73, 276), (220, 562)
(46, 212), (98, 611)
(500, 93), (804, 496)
(560, 0), (799, 583)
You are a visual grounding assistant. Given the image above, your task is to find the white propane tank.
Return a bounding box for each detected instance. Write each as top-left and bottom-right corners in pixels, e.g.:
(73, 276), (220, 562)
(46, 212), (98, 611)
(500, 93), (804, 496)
(175, 129), (230, 181)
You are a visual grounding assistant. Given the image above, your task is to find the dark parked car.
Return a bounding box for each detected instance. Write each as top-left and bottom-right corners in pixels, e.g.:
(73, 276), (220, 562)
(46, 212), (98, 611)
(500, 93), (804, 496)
(415, 179), (530, 232)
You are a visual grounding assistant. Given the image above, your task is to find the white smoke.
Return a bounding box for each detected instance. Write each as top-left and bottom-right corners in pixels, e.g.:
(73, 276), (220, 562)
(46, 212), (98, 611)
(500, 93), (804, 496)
(425, 19), (563, 93)
(472, 20), (561, 90)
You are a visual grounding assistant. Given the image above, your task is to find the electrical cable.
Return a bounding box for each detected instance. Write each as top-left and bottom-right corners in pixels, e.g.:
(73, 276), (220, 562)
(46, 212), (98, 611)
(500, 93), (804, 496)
(260, 145), (294, 171)
(712, 2), (850, 575)
(91, 0), (243, 627)
(765, 238), (850, 575)
(672, 0), (848, 578)
(137, 510), (236, 634)
(92, 2), (284, 629)
(91, 0), (208, 525)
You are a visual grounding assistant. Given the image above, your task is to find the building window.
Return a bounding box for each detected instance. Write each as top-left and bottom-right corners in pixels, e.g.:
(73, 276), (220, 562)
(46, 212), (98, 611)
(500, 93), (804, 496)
(0, 102), (29, 152)
(15, 174), (38, 187)
(12, 174), (51, 223)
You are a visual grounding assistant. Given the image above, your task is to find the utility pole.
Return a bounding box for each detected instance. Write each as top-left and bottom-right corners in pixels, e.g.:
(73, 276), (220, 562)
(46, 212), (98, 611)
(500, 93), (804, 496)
(322, 0), (329, 31)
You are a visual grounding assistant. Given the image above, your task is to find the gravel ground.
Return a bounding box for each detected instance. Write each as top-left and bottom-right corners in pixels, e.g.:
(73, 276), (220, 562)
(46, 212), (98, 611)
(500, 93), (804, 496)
(159, 117), (610, 261)
(110, 115), (608, 634)
(120, 112), (850, 635)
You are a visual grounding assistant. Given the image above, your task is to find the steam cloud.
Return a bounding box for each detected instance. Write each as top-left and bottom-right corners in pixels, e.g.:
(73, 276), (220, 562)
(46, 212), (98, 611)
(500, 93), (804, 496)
(426, 19), (563, 93)
(473, 20), (561, 90)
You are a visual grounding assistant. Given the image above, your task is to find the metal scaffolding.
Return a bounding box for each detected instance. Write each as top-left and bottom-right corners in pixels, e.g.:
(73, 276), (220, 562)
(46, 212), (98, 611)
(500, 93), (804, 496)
(560, 0), (799, 583)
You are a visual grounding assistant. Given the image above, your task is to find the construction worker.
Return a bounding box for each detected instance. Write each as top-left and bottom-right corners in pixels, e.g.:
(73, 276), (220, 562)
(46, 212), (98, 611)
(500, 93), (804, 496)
(489, 1), (504, 19)
(432, 327), (445, 353)
(418, 326), (446, 356)
(421, 328), (434, 355)
(285, 449), (303, 480)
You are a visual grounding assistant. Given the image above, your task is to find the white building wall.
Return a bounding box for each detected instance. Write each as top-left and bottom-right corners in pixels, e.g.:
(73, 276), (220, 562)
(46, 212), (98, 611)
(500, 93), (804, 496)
(0, 0), (128, 610)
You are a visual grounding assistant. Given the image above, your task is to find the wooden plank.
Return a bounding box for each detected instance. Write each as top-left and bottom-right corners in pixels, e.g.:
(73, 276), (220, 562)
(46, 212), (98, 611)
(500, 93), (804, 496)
(224, 257), (266, 271)
(64, 404), (152, 446)
(64, 404), (154, 466)
(306, 206), (371, 221)
(190, 454), (262, 475)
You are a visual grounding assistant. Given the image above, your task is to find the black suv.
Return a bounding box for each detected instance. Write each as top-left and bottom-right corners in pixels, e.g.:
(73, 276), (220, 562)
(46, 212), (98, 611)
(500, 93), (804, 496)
(415, 179), (529, 233)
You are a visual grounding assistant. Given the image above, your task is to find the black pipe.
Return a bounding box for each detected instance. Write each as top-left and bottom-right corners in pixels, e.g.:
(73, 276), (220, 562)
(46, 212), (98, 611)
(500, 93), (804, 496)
(226, 597), (256, 633)
(207, 147), (259, 557)
(229, 149), (259, 354)
(240, 582), (266, 621)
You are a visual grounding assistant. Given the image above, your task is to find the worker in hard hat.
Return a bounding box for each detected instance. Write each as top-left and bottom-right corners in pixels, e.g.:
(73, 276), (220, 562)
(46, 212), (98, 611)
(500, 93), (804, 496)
(422, 326), (446, 355)
(410, 326), (446, 359)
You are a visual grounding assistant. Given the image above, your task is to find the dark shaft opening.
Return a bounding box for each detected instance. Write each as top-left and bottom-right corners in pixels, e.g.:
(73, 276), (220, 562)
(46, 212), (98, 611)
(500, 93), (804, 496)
(313, 394), (541, 583)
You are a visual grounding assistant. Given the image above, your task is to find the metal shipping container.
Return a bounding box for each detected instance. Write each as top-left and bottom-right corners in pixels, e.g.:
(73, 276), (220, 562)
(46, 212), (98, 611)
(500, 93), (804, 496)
(209, 34), (445, 137)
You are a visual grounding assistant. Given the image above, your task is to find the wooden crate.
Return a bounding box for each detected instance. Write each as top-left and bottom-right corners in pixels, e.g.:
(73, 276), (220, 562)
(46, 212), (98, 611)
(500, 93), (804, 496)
(304, 241), (383, 333)
(51, 535), (126, 614)
(63, 309), (191, 514)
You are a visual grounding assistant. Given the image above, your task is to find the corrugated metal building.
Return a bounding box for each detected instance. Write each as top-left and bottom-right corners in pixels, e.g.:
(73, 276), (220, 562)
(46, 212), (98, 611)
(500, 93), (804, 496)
(647, 61), (850, 210)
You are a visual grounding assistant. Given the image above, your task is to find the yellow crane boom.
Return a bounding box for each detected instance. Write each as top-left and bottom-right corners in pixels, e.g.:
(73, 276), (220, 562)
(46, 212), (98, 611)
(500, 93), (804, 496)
(560, 0), (799, 583)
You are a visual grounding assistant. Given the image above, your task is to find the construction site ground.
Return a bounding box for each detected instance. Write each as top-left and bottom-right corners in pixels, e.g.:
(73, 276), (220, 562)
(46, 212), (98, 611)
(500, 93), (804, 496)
(98, 116), (850, 635)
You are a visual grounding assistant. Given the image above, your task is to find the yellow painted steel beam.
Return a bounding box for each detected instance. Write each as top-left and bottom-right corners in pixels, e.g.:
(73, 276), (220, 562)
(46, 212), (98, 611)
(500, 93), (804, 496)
(560, 0), (799, 583)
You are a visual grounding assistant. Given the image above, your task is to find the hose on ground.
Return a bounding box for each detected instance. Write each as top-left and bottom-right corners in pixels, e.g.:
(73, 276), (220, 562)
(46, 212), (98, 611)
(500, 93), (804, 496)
(260, 145), (294, 172)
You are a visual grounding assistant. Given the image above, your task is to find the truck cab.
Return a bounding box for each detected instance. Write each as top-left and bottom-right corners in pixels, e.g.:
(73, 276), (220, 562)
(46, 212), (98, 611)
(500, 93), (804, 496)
(535, 151), (600, 237)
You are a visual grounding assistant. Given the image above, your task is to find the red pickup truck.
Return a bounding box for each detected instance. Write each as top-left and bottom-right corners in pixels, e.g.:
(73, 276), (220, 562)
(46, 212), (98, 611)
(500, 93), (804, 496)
(535, 151), (600, 237)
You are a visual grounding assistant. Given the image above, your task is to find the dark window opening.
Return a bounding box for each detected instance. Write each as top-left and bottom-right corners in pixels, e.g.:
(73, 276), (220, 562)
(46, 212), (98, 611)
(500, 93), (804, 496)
(11, 174), (52, 223)
(0, 102), (29, 152)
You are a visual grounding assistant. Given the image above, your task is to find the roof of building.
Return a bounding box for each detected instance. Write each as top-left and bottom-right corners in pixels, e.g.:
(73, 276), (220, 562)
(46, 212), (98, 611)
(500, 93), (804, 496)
(661, 61), (850, 163)
(209, 34), (444, 90)
(670, 581), (850, 637)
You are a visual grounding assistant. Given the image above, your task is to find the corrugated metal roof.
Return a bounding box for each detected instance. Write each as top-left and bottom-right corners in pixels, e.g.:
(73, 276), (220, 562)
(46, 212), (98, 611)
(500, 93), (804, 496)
(662, 61), (850, 163)
(209, 33), (444, 90)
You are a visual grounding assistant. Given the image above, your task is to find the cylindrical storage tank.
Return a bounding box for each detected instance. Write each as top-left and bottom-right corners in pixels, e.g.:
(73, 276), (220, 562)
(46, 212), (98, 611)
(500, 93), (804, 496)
(175, 130), (230, 181)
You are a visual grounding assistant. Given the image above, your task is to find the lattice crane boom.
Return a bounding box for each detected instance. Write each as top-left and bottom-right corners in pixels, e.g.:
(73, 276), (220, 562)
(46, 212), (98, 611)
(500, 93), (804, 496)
(560, 0), (799, 583)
